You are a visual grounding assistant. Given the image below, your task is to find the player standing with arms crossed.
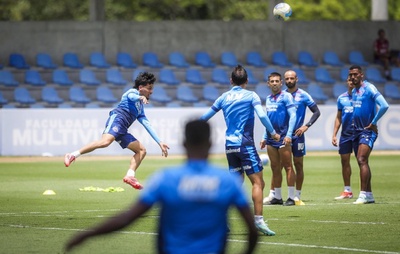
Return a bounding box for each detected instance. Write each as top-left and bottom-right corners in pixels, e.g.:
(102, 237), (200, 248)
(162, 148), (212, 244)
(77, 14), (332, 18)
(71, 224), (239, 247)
(64, 72), (169, 190)
(349, 65), (389, 204)
(201, 65), (280, 236)
(332, 77), (355, 200)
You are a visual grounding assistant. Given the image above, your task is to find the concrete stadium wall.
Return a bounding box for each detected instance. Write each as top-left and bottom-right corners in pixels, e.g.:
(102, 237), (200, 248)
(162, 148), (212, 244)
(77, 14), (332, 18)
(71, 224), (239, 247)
(1, 21), (400, 66)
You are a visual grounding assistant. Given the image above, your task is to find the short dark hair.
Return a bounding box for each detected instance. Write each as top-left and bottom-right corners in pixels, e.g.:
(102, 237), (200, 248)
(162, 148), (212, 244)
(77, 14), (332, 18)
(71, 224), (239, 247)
(185, 120), (210, 147)
(349, 65), (362, 72)
(134, 72), (156, 89)
(378, 28), (385, 35)
(231, 65), (248, 86)
(268, 72), (282, 81)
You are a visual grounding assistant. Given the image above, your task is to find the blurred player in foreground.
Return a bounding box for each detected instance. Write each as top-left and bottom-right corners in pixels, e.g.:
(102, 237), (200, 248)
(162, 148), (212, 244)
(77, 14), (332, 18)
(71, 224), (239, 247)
(64, 72), (169, 190)
(349, 65), (389, 204)
(201, 65), (279, 236)
(65, 120), (259, 254)
(332, 77), (354, 200)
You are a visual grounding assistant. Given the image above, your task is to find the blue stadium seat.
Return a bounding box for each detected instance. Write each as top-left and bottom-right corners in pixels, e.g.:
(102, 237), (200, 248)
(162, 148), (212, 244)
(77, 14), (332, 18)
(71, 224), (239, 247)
(0, 91), (8, 105)
(176, 86), (200, 103)
(36, 53), (57, 69)
(3, 104), (16, 109)
(193, 102), (208, 107)
(0, 70), (19, 87)
(292, 67), (311, 85)
(185, 68), (207, 85)
(151, 86), (173, 104)
(41, 87), (64, 105)
(159, 69), (180, 85)
(79, 69), (101, 86)
(132, 68), (145, 81)
(14, 87), (36, 105)
(30, 103), (45, 109)
(96, 86), (118, 104)
(340, 67), (349, 81)
(142, 52), (163, 68)
(202, 85), (220, 102)
(85, 102), (101, 108)
(211, 68), (230, 85)
(333, 83), (347, 98)
(52, 69), (74, 86)
(314, 67), (335, 85)
(365, 67), (386, 84)
(25, 70), (46, 86)
(116, 52), (137, 69)
(272, 51), (293, 67)
(247, 69), (259, 85)
(69, 86), (91, 104)
(390, 67), (400, 82)
(384, 83), (400, 100)
(9, 53), (30, 69)
(169, 52), (190, 68)
(58, 103), (73, 108)
(195, 51), (216, 68)
(90, 52), (111, 68)
(221, 51), (238, 67)
(255, 84), (271, 102)
(307, 83), (329, 101)
(263, 67), (278, 81)
(323, 51), (344, 67)
(246, 51), (267, 68)
(348, 50), (369, 66)
(106, 69), (128, 86)
(63, 52), (84, 69)
(298, 51), (318, 67)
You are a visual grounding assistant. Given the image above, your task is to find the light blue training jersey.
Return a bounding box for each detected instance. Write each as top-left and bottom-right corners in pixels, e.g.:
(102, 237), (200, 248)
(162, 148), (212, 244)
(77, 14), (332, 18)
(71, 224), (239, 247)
(265, 91), (296, 137)
(203, 86), (267, 146)
(110, 88), (160, 143)
(337, 91), (353, 140)
(140, 159), (249, 254)
(352, 80), (383, 131)
(286, 88), (316, 130)
(113, 88), (145, 125)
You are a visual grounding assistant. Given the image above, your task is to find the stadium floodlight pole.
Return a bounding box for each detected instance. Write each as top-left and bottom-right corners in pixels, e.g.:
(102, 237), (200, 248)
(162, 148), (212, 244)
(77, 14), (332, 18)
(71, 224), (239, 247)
(371, 0), (388, 21)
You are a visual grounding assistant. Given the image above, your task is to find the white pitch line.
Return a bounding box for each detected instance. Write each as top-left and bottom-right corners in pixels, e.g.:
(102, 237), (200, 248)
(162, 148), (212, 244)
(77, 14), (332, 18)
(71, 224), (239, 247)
(2, 224), (399, 254)
(0, 210), (386, 225)
(229, 239), (400, 254)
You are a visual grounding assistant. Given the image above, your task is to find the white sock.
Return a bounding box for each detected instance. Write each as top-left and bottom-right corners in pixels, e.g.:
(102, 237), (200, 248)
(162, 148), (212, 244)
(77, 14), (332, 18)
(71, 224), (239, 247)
(360, 191), (367, 197)
(269, 189), (275, 197)
(288, 187), (295, 200)
(366, 192), (374, 198)
(274, 188), (282, 200)
(254, 215), (264, 224)
(71, 151), (81, 158)
(344, 186), (352, 192)
(126, 169), (135, 177)
(295, 190), (301, 200)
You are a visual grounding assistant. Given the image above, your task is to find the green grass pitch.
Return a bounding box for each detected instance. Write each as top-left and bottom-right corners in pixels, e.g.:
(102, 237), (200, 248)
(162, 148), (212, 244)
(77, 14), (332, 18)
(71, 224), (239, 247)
(0, 153), (399, 254)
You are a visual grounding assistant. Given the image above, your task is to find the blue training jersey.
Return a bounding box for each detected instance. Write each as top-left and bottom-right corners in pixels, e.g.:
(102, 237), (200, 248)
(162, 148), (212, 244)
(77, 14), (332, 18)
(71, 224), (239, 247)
(286, 88), (316, 130)
(337, 91), (353, 140)
(112, 88), (145, 126)
(265, 91), (296, 137)
(140, 160), (249, 254)
(352, 81), (380, 131)
(208, 86), (263, 146)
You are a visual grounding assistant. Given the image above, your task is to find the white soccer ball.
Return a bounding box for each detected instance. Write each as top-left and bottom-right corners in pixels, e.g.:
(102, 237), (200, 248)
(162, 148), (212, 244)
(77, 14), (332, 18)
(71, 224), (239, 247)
(273, 3), (292, 21)
(260, 154), (269, 166)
